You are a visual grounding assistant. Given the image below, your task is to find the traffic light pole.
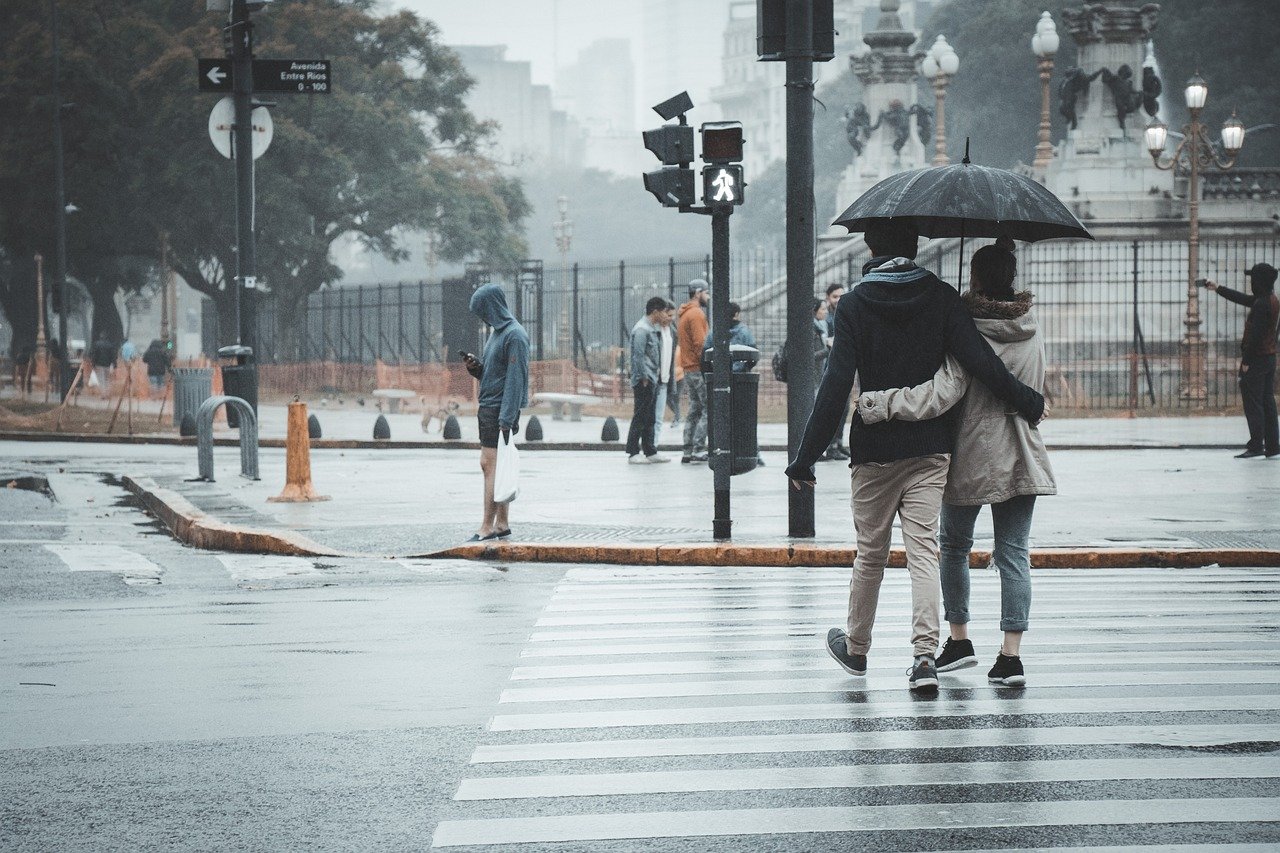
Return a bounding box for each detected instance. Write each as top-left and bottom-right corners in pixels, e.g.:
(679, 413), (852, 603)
(230, 0), (257, 356)
(784, 0), (816, 537)
(709, 206), (733, 540)
(50, 0), (69, 364)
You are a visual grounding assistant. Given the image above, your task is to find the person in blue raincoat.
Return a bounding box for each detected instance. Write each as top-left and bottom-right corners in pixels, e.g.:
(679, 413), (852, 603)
(462, 284), (530, 541)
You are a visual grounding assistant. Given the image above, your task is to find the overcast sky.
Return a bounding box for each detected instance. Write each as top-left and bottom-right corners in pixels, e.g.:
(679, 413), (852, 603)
(395, 0), (645, 89)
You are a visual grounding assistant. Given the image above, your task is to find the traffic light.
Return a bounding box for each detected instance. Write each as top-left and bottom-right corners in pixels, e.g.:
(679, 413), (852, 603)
(703, 165), (745, 207)
(756, 0), (835, 61)
(642, 124), (695, 166)
(643, 168), (695, 208)
(700, 121), (745, 165)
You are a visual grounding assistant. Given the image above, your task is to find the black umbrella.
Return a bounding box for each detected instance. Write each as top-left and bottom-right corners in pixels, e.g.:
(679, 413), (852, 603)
(832, 145), (1092, 283)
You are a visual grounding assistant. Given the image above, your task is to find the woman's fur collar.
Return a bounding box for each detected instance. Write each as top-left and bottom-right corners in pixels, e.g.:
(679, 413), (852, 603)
(963, 289), (1033, 320)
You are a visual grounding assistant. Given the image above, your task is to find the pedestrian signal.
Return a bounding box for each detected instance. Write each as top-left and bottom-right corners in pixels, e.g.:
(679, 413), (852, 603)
(703, 165), (745, 207)
(700, 121), (745, 164)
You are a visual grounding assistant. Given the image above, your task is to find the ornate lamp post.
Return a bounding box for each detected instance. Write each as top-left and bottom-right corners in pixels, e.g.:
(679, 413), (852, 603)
(552, 196), (573, 359)
(921, 35), (959, 167)
(1145, 75), (1245, 403)
(1031, 11), (1060, 177)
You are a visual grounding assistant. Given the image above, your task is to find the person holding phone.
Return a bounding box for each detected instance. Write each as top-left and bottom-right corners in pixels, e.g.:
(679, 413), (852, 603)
(1204, 264), (1279, 458)
(464, 284), (530, 540)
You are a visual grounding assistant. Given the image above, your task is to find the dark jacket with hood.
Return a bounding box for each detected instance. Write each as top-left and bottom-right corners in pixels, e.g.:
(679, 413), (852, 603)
(786, 257), (1046, 476)
(469, 284), (530, 429)
(1217, 284), (1279, 362)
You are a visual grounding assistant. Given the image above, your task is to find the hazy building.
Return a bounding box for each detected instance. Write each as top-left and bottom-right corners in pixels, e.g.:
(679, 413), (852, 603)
(452, 44), (582, 168)
(639, 0), (732, 124)
(557, 38), (648, 176)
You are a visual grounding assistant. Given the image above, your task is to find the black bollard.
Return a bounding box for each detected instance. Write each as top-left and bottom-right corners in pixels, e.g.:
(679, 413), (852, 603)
(373, 414), (390, 440)
(601, 416), (619, 442)
(307, 414), (322, 439)
(525, 415), (544, 442)
(442, 414), (462, 440)
(179, 413), (197, 437)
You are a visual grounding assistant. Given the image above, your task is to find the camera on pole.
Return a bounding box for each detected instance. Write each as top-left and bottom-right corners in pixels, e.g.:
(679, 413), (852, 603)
(641, 92), (696, 209)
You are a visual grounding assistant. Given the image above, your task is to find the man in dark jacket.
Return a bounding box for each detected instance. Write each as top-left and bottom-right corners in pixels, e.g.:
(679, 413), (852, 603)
(627, 296), (671, 464)
(1206, 263), (1279, 458)
(463, 284), (530, 540)
(785, 221), (1045, 692)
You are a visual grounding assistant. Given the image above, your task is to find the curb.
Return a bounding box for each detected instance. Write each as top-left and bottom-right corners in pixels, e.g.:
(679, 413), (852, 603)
(121, 475), (342, 557)
(0, 430), (1239, 452)
(416, 542), (1280, 569)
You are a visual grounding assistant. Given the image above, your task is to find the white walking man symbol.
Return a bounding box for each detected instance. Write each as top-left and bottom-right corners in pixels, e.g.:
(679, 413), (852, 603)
(711, 168), (736, 202)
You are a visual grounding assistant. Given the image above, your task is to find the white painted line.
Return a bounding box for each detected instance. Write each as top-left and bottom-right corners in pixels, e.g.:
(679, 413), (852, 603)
(511, 650), (1280, 680)
(455, 755), (1280, 800)
(546, 585), (1280, 603)
(519, 633), (1271, 658)
(529, 616), (1274, 642)
(215, 554), (320, 582)
(488, 693), (1280, 732)
(470, 723), (1279, 764)
(430, 796), (1280, 847)
(542, 592), (1280, 611)
(535, 602), (1272, 627)
(45, 543), (163, 585)
(499, 670), (1280, 704)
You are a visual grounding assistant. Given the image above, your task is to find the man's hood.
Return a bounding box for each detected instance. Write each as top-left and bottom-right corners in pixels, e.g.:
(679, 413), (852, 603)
(851, 256), (941, 323)
(965, 290), (1037, 343)
(469, 283), (515, 329)
(678, 299), (703, 318)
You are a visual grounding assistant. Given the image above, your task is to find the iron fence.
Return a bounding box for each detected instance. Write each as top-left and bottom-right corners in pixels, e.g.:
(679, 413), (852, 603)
(247, 238), (1276, 412)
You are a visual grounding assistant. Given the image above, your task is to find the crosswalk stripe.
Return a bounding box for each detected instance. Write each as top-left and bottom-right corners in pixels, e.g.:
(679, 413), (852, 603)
(500, 670), (1280, 704)
(45, 543), (163, 585)
(431, 796), (1280, 847)
(543, 592), (1280, 611)
(535, 602), (1271, 627)
(470, 723), (1278, 764)
(455, 754), (1280, 800)
(488, 693), (1280, 732)
(529, 616), (1275, 641)
(519, 633), (1272, 658)
(215, 554), (321, 582)
(510, 650), (1280, 680)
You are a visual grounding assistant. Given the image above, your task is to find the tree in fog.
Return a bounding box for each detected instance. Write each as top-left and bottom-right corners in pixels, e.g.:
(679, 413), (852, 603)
(0, 0), (527, 360)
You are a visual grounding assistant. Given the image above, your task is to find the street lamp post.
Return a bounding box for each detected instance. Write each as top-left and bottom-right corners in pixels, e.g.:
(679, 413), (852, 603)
(1145, 75), (1245, 403)
(552, 196), (573, 360)
(921, 35), (959, 167)
(1031, 11), (1060, 177)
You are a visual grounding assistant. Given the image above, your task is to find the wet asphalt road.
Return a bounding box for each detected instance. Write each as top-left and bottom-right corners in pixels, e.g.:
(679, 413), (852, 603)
(2, 472), (1279, 851)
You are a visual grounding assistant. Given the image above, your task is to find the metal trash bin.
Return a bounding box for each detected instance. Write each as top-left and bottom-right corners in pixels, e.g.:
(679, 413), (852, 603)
(172, 367), (213, 428)
(217, 345), (257, 429)
(702, 345), (760, 476)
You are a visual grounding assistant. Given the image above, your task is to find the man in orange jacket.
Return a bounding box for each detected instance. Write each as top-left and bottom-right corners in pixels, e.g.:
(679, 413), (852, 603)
(676, 279), (710, 463)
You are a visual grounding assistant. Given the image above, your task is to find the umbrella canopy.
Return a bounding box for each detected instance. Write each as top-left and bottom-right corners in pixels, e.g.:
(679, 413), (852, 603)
(832, 160), (1093, 243)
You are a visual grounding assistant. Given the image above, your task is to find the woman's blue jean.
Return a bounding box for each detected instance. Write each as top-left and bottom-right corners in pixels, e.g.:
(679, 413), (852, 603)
(939, 495), (1036, 632)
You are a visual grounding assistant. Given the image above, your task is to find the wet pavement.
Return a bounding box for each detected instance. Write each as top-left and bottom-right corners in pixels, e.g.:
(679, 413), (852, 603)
(1, 473), (1277, 850)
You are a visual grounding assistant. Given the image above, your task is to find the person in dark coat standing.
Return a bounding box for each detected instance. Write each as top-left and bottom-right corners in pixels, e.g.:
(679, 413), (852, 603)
(1206, 263), (1279, 458)
(142, 339), (171, 391)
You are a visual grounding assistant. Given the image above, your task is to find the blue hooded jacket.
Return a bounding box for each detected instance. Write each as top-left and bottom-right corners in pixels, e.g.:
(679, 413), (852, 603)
(469, 284), (530, 428)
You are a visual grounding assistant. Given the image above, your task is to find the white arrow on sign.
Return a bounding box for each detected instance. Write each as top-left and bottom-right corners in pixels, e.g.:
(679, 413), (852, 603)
(205, 65), (227, 86)
(207, 96), (273, 160)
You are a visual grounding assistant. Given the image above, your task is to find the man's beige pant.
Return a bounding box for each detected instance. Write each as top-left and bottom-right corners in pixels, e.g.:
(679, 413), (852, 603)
(846, 453), (949, 659)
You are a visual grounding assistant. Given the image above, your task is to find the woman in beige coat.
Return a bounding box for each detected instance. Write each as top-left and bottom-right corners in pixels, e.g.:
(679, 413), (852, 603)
(857, 244), (1056, 686)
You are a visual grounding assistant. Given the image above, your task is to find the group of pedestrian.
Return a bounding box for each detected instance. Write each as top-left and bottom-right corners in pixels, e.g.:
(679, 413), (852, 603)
(786, 221), (1050, 691)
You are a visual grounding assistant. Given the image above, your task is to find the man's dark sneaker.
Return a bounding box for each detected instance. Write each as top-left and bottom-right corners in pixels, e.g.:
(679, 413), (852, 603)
(988, 652), (1026, 686)
(1236, 449), (1265, 458)
(907, 655), (939, 691)
(682, 453), (709, 464)
(936, 637), (978, 672)
(825, 628), (867, 676)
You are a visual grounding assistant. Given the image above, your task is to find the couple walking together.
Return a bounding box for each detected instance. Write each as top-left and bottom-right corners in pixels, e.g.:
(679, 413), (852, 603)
(786, 221), (1055, 692)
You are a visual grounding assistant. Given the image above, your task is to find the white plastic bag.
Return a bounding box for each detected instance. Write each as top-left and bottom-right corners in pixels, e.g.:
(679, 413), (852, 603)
(493, 430), (520, 503)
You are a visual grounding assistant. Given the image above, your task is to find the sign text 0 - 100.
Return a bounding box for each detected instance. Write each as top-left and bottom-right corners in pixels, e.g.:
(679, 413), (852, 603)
(198, 58), (331, 94)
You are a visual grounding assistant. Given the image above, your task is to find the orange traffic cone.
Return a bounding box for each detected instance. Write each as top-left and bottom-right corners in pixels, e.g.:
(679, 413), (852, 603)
(268, 399), (330, 503)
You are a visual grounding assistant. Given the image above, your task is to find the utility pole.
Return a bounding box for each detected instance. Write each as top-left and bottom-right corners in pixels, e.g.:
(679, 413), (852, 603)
(230, 0), (257, 356)
(708, 206), (733, 539)
(784, 0), (816, 538)
(50, 0), (69, 370)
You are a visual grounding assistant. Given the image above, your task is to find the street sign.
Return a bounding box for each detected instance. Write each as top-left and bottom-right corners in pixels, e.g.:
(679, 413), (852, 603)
(703, 165), (745, 206)
(197, 58), (331, 94)
(208, 97), (274, 160)
(252, 59), (331, 94)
